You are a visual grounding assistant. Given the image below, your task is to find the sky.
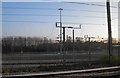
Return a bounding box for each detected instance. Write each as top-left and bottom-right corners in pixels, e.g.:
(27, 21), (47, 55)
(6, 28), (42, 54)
(1, 0), (120, 2)
(1, 1), (119, 40)
(119, 2), (120, 39)
(0, 2), (1, 39)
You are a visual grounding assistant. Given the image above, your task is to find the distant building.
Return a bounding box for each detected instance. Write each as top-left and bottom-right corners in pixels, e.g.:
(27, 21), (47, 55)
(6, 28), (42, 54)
(75, 37), (84, 42)
(66, 35), (72, 42)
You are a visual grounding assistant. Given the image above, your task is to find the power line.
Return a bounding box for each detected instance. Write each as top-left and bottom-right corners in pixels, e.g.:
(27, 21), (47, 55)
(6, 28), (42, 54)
(66, 9), (118, 14)
(4, 2), (117, 9)
(65, 2), (118, 8)
(2, 14), (115, 18)
(2, 20), (106, 26)
(65, 9), (106, 13)
(1, 14), (78, 17)
(62, 22), (106, 26)
(1, 7), (103, 12)
(2, 20), (48, 23)
(2, 7), (57, 10)
(66, 2), (106, 7)
(2, 7), (118, 13)
(81, 16), (106, 18)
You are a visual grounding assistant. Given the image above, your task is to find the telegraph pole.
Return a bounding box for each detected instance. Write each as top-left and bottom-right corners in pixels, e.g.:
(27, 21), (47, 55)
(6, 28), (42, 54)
(56, 8), (81, 65)
(58, 8), (63, 54)
(63, 27), (65, 43)
(106, 0), (112, 64)
(73, 29), (74, 44)
(72, 29), (75, 51)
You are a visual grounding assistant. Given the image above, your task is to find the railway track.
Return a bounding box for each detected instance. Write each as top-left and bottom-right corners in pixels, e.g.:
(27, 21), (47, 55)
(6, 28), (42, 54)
(2, 66), (120, 78)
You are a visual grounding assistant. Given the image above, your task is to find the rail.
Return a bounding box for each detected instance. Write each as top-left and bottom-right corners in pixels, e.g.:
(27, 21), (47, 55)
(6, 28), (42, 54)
(2, 66), (120, 78)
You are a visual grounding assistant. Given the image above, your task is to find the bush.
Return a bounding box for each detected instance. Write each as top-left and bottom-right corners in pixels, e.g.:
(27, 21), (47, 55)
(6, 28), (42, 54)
(98, 54), (120, 66)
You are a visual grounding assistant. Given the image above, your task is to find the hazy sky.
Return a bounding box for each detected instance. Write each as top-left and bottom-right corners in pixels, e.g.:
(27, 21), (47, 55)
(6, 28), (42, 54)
(0, 2), (1, 38)
(2, 1), (119, 40)
(1, 0), (120, 2)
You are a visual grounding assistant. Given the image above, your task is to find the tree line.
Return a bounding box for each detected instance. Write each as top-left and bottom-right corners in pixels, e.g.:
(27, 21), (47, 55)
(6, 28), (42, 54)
(2, 36), (119, 53)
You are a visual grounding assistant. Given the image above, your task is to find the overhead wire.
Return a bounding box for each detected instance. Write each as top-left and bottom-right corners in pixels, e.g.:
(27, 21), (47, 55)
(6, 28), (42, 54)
(2, 4), (117, 25)
(2, 7), (57, 10)
(2, 14), (118, 19)
(2, 6), (118, 13)
(2, 20), (48, 23)
(1, 14), (78, 17)
(65, 9), (106, 13)
(55, 22), (106, 26)
(2, 20), (106, 26)
(2, 3), (117, 25)
(2, 2), (118, 9)
(2, 2), (118, 40)
(65, 2), (118, 8)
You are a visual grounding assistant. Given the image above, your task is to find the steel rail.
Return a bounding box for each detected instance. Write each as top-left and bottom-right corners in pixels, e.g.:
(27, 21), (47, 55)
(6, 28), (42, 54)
(2, 66), (120, 78)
